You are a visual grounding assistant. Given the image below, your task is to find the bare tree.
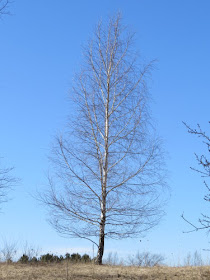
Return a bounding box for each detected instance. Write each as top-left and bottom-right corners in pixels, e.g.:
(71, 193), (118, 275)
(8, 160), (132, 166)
(42, 14), (166, 264)
(0, 162), (16, 211)
(182, 122), (210, 233)
(0, 0), (10, 18)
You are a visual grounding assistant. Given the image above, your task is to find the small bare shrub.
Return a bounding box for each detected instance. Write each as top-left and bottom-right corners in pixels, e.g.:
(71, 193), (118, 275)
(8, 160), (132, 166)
(1, 240), (17, 263)
(129, 251), (165, 267)
(184, 251), (204, 266)
(22, 241), (40, 262)
(104, 252), (119, 265)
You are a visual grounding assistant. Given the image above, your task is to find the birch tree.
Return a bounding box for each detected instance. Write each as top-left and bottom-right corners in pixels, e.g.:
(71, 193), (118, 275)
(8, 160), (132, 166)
(43, 14), (166, 265)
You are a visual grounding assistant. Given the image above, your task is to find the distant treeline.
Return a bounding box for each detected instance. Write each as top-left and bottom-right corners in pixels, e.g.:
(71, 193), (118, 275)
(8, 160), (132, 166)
(18, 252), (92, 264)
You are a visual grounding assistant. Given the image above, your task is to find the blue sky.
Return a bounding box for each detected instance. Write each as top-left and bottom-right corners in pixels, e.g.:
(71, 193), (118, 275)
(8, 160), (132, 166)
(0, 0), (210, 264)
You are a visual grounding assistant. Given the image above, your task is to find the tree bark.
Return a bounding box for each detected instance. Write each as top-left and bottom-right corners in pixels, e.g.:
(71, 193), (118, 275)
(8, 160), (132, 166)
(96, 84), (109, 265)
(96, 214), (105, 264)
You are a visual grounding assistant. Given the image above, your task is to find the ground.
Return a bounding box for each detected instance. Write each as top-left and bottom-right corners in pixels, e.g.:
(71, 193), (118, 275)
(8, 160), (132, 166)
(0, 262), (210, 280)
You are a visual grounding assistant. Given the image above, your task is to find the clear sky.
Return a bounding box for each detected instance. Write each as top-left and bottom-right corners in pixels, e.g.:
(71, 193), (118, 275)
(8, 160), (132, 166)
(0, 0), (210, 265)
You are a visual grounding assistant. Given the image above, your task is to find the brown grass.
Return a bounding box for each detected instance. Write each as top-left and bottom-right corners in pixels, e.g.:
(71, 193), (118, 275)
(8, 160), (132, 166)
(0, 262), (210, 280)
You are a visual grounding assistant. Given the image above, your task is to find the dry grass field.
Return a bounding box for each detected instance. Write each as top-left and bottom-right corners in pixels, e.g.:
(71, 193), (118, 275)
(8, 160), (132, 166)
(0, 262), (210, 280)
